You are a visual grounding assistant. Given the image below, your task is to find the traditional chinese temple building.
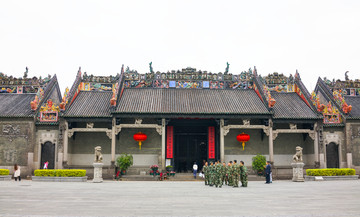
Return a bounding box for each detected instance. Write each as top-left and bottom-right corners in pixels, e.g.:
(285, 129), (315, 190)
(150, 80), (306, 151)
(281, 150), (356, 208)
(0, 68), (62, 174)
(312, 74), (360, 171)
(57, 65), (321, 178)
(1, 66), (359, 178)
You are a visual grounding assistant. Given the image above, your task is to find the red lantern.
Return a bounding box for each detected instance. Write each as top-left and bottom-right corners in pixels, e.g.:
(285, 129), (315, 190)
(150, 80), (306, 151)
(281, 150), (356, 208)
(133, 132), (147, 150)
(237, 132), (250, 150)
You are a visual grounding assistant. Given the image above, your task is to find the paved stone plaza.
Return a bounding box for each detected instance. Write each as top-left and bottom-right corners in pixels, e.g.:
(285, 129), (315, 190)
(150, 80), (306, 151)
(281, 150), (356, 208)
(0, 180), (359, 217)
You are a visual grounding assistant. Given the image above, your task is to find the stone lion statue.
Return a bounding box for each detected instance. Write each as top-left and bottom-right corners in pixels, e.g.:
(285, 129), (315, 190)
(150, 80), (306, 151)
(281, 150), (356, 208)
(293, 146), (303, 162)
(94, 146), (103, 163)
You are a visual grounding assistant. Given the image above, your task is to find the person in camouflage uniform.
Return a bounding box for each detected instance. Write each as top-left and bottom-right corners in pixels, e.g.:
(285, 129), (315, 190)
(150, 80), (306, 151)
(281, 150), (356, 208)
(214, 161), (223, 188)
(203, 162), (209, 185)
(227, 161), (233, 186)
(240, 160), (248, 187)
(232, 160), (240, 187)
(221, 162), (227, 185)
(209, 162), (215, 186)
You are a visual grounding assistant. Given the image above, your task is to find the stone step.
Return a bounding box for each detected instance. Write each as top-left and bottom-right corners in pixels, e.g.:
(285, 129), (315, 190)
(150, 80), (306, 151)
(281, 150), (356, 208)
(117, 173), (267, 181)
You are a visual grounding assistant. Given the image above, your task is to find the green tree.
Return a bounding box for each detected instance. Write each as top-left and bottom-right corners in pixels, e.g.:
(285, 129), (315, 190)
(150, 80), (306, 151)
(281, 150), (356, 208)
(252, 154), (266, 176)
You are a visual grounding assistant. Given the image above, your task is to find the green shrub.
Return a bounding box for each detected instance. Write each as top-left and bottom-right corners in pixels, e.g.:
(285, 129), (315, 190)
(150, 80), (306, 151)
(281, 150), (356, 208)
(34, 169), (86, 177)
(306, 168), (356, 176)
(116, 154), (133, 171)
(252, 154), (266, 175)
(0, 169), (10, 175)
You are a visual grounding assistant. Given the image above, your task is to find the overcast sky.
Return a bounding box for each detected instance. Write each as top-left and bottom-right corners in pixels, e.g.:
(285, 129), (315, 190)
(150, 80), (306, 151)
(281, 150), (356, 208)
(0, 0), (359, 93)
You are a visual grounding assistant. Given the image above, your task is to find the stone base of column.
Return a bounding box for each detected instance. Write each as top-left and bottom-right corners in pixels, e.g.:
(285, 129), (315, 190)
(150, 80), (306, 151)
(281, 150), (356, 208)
(291, 162), (305, 182)
(347, 153), (353, 168)
(93, 163), (104, 183)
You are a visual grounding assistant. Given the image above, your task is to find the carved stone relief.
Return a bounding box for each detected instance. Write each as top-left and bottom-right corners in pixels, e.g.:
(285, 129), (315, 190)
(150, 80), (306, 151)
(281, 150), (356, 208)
(243, 119), (250, 125)
(289, 123), (297, 130)
(135, 119), (143, 125)
(1, 124), (28, 142)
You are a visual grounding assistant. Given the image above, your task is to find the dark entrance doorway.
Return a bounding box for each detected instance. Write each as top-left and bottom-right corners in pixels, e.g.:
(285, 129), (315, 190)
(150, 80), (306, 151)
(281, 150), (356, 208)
(326, 142), (339, 168)
(41, 141), (55, 169)
(171, 119), (217, 173)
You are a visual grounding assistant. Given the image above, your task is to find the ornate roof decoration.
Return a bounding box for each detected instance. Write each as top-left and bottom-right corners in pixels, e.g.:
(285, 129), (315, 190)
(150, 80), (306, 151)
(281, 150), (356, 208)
(81, 71), (119, 92)
(333, 90), (352, 114)
(0, 67), (51, 94)
(110, 65), (125, 108)
(322, 71), (360, 96)
(311, 91), (341, 124)
(261, 72), (295, 93)
(30, 87), (44, 111)
(38, 99), (60, 122)
(59, 87), (69, 111)
(123, 65), (255, 89)
(323, 101), (341, 124)
(310, 91), (325, 112)
(263, 85), (276, 108)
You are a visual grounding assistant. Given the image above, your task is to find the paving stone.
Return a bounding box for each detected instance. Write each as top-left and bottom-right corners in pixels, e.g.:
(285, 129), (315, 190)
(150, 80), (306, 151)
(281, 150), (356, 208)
(0, 180), (359, 216)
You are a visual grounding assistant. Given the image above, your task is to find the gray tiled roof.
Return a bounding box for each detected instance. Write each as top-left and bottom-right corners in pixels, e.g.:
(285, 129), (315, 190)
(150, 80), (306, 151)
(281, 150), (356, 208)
(0, 93), (35, 117)
(345, 96), (360, 119)
(271, 92), (319, 119)
(64, 91), (112, 117)
(116, 88), (270, 115)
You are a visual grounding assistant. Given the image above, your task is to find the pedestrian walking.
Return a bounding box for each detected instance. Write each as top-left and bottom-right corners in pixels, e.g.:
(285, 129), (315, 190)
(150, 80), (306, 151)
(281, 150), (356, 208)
(265, 161), (272, 184)
(14, 164), (21, 181)
(43, 161), (49, 169)
(193, 162), (198, 179)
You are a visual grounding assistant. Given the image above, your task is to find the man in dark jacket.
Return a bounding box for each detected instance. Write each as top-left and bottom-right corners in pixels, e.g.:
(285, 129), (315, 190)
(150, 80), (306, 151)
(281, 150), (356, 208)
(265, 161), (272, 184)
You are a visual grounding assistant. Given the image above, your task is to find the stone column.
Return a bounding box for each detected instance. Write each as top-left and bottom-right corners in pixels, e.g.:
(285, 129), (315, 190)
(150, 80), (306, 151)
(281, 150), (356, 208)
(269, 119), (274, 163)
(57, 153), (63, 169)
(314, 123), (319, 163)
(63, 120), (69, 165)
(220, 119), (225, 163)
(27, 152), (34, 175)
(111, 118), (116, 166)
(347, 153), (353, 168)
(161, 118), (166, 170)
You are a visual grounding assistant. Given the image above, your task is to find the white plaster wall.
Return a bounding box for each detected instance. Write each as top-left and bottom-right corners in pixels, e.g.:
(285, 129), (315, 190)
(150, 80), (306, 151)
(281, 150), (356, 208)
(225, 154), (315, 167)
(68, 154), (158, 166)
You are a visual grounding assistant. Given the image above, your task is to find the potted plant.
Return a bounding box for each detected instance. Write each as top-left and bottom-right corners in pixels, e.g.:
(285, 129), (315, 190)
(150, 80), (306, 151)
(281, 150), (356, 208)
(116, 154), (133, 175)
(252, 154), (266, 176)
(150, 164), (159, 171)
(166, 165), (173, 172)
(170, 171), (176, 177)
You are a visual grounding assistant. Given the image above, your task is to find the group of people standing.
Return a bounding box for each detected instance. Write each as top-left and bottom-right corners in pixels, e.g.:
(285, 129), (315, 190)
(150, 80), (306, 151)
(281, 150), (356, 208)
(202, 160), (248, 188)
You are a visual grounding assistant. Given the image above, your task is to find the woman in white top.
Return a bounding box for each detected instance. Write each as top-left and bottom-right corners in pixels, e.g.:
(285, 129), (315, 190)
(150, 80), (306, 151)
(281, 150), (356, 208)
(193, 162), (198, 179)
(14, 164), (21, 181)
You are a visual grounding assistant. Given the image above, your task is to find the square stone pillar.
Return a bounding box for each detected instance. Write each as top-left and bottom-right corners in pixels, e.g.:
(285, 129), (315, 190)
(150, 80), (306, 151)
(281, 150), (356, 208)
(220, 119), (225, 163)
(57, 153), (63, 169)
(27, 152), (34, 175)
(63, 121), (69, 165)
(319, 153), (326, 168)
(269, 119), (274, 163)
(161, 118), (166, 170)
(314, 123), (319, 163)
(111, 118), (116, 166)
(347, 153), (353, 168)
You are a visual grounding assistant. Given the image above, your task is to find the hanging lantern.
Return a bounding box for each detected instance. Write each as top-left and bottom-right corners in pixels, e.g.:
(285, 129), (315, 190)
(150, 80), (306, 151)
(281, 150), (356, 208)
(133, 132), (147, 150)
(236, 132), (250, 150)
